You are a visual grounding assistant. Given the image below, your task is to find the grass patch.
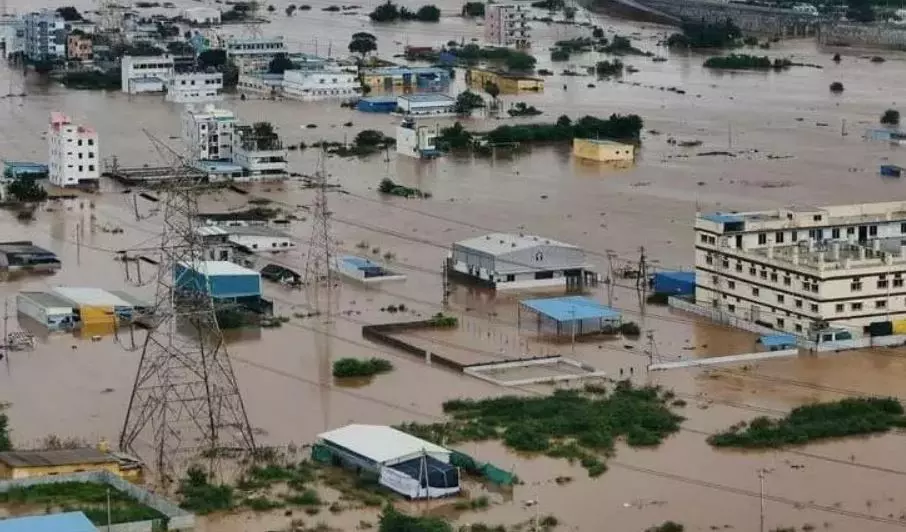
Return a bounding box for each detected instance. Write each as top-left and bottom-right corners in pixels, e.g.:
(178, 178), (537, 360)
(333, 357), (394, 378)
(398, 381), (682, 476)
(178, 466), (235, 515)
(0, 482), (164, 525)
(378, 178), (430, 199)
(454, 495), (490, 511)
(284, 489), (321, 506)
(427, 312), (458, 327)
(708, 397), (906, 448)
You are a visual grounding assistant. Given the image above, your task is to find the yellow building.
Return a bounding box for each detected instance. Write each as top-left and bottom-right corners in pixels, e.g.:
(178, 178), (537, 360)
(572, 138), (635, 165)
(466, 69), (544, 94)
(0, 448), (143, 482)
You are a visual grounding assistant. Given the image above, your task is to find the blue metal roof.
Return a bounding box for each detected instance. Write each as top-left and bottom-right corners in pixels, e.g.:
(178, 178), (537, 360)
(3, 161), (48, 170)
(758, 334), (797, 348)
(520, 296), (621, 322)
(699, 212), (744, 224)
(341, 255), (377, 270)
(366, 66), (448, 76)
(0, 512), (98, 532)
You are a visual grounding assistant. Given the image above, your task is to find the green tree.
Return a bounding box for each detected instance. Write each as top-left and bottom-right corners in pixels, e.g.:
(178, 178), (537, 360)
(267, 52), (295, 74)
(56, 6), (83, 20)
(484, 81), (500, 101)
(369, 1), (400, 21)
(0, 413), (11, 451)
(7, 179), (48, 203)
(461, 1), (484, 16)
(354, 129), (386, 147)
(846, 0), (874, 22)
(348, 32), (377, 58)
(505, 51), (536, 72)
(379, 506), (452, 532)
(881, 109), (900, 126)
(454, 90), (484, 115)
(198, 49), (227, 69)
(416, 4), (441, 21)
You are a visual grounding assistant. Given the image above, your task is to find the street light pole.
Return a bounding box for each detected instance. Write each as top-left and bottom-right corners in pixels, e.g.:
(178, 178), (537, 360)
(758, 469), (768, 532)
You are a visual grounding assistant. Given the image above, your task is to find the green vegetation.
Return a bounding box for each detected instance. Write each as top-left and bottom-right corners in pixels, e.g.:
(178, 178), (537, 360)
(554, 37), (597, 53)
(348, 32), (378, 59)
(178, 466), (235, 514)
(507, 102), (542, 117)
(268, 52), (296, 74)
(601, 35), (648, 56)
(59, 69), (121, 90)
(647, 523), (684, 532)
(333, 357), (394, 378)
(454, 90), (485, 115)
(551, 48), (570, 62)
(0, 410), (9, 451)
(446, 44), (537, 72)
(56, 6), (83, 21)
(461, 1), (484, 16)
(531, 0), (564, 9)
(314, 129), (395, 157)
(666, 19), (741, 49)
(369, 1), (441, 22)
(397, 381), (682, 477)
(595, 59), (624, 77)
(380, 506), (451, 531)
(378, 178), (429, 199)
(703, 54), (793, 70)
(427, 312), (458, 327)
(829, 81), (844, 93)
(0, 482), (164, 525)
(881, 109), (900, 126)
(620, 321), (641, 336)
(708, 397), (906, 448)
(7, 179), (48, 203)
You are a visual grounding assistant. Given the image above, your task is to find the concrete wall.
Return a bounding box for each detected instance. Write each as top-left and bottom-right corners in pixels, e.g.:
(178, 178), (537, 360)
(819, 23), (906, 50)
(628, 0), (821, 36)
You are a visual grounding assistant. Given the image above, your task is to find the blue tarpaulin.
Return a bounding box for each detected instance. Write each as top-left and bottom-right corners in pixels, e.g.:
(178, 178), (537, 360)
(758, 334), (797, 349)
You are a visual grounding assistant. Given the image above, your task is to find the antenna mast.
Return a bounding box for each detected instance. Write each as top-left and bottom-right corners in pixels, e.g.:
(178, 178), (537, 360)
(119, 132), (256, 487)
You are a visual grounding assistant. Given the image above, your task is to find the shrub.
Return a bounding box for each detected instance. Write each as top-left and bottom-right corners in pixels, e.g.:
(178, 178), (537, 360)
(881, 109), (900, 126)
(333, 357), (394, 378)
(178, 466), (235, 514)
(461, 1), (484, 16)
(647, 522), (684, 532)
(829, 81), (844, 93)
(620, 321), (641, 336)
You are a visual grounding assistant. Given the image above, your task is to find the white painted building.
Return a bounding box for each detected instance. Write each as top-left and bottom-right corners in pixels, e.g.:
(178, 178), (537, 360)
(121, 55), (175, 94)
(232, 125), (288, 180)
(396, 94), (455, 117)
(695, 201), (906, 334)
(181, 104), (236, 162)
(182, 6), (222, 24)
(23, 9), (65, 62)
(0, 17), (25, 59)
(237, 73), (283, 97)
(448, 233), (599, 291)
(48, 111), (99, 187)
(484, 4), (530, 48)
(226, 225), (295, 253)
(396, 119), (439, 159)
(166, 71), (224, 103)
(225, 36), (286, 73)
(281, 69), (360, 101)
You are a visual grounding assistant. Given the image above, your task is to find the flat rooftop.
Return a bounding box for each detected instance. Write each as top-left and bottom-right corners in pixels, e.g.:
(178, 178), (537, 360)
(0, 512), (97, 532)
(18, 291), (74, 309)
(398, 93), (455, 103)
(576, 138), (632, 147)
(226, 225), (291, 238)
(455, 232), (579, 256)
(0, 241), (56, 256)
(179, 260), (259, 276)
(318, 424), (448, 465)
(745, 238), (906, 273)
(0, 448), (114, 468)
(698, 201), (906, 230)
(52, 287), (133, 308)
(520, 296), (621, 322)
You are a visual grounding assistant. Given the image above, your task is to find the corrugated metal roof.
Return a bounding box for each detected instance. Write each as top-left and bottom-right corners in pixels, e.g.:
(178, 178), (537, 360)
(108, 291), (151, 308)
(398, 94), (455, 103)
(520, 296), (621, 322)
(318, 424), (449, 465)
(181, 260), (259, 276)
(227, 225), (290, 238)
(195, 226), (229, 237)
(0, 512), (98, 532)
(0, 448), (114, 468)
(455, 233), (578, 256)
(18, 291), (74, 310)
(51, 287), (132, 308)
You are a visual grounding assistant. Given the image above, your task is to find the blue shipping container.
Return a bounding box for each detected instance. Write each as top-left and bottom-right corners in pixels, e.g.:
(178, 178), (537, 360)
(174, 262), (262, 299)
(653, 271), (695, 296)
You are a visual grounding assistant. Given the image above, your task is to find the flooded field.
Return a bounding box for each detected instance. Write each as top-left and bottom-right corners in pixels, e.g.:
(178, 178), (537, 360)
(2, 0), (906, 529)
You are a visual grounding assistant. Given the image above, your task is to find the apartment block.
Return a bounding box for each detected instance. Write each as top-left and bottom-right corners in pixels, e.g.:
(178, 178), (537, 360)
(48, 112), (99, 187)
(484, 4), (530, 48)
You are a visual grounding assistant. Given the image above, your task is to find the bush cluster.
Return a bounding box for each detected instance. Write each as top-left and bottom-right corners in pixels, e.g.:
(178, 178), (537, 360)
(333, 357), (394, 378)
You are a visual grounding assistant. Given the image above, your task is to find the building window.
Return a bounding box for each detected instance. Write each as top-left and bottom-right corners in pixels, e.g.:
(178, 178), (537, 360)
(770, 273), (778, 282)
(752, 287), (760, 297)
(791, 231), (798, 242)
(700, 234), (709, 243)
(777, 294), (785, 303)
(895, 279), (904, 288)
(876, 300), (888, 309)
(851, 279), (863, 291)
(728, 304), (736, 313)
(78, 165), (83, 171)
(794, 299), (802, 308)
(760, 270), (767, 279)
(776, 317), (785, 327)
(736, 262), (743, 272)
(705, 254), (713, 265)
(836, 303), (844, 313)
(813, 214), (822, 222)
(851, 302), (863, 311)
(87, 139), (93, 146)
(758, 233), (767, 245)
(783, 276), (791, 286)
(88, 165), (94, 171)
(810, 303), (819, 312)
(728, 280), (736, 289)
(832, 228), (840, 239)
(878, 279), (889, 289)
(722, 258), (729, 269)
(775, 232), (784, 244)
(749, 267), (756, 276)
(901, 222), (906, 234)
(847, 227), (855, 235)
(869, 225), (878, 236)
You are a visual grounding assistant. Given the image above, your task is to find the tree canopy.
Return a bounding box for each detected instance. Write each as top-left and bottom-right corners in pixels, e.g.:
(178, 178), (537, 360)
(505, 51), (536, 72)
(267, 53), (295, 74)
(349, 33), (378, 57)
(56, 6), (83, 21)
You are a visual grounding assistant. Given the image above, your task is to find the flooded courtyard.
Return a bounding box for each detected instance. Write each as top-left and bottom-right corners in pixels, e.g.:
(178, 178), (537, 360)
(2, 0), (906, 529)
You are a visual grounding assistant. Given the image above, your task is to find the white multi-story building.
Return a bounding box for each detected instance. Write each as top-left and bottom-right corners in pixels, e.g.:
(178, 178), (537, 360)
(166, 71), (224, 103)
(225, 36), (285, 73)
(0, 17), (25, 59)
(396, 119), (439, 159)
(695, 201), (906, 335)
(181, 104), (236, 162)
(232, 125), (288, 180)
(484, 4), (530, 48)
(23, 9), (66, 62)
(48, 112), (99, 187)
(280, 69), (359, 101)
(121, 55), (175, 94)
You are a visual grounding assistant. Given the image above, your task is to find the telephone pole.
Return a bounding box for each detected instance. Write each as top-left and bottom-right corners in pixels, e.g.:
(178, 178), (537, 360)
(442, 260), (450, 308)
(120, 132), (255, 487)
(636, 246), (648, 291)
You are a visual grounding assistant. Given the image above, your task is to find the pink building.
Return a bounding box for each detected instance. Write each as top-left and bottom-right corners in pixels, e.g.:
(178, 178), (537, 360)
(48, 112), (99, 187)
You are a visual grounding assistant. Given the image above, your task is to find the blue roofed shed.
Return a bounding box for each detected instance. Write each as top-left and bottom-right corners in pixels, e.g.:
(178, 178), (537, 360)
(518, 296), (621, 337)
(758, 334), (797, 351)
(653, 271), (695, 296)
(357, 97), (398, 113)
(3, 161), (49, 180)
(0, 512), (98, 532)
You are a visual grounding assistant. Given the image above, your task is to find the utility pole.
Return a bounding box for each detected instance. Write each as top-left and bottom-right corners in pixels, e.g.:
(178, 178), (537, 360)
(606, 250), (616, 308)
(120, 131), (255, 487)
(76, 222), (81, 266)
(636, 246), (648, 291)
(303, 148), (338, 303)
(442, 260), (450, 308)
(3, 299), (8, 375)
(644, 330), (657, 370)
(758, 468), (772, 532)
(106, 487), (112, 532)
(569, 308), (576, 354)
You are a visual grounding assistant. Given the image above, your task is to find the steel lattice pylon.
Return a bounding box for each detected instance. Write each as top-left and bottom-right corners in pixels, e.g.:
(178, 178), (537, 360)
(303, 150), (338, 293)
(120, 133), (255, 487)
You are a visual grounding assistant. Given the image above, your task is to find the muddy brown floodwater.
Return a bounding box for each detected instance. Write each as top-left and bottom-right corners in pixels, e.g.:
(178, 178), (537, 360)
(3, 0), (906, 530)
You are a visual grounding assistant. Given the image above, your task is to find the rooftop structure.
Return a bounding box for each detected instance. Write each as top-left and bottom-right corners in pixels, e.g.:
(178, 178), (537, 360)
(317, 424), (450, 466)
(48, 112), (99, 187)
(225, 36), (286, 73)
(233, 124), (288, 180)
(166, 71), (224, 103)
(196, 211), (271, 226)
(0, 241), (60, 272)
(0, 512), (97, 532)
(448, 233), (598, 291)
(3, 161), (48, 180)
(23, 10), (65, 62)
(572, 138), (635, 164)
(181, 104), (236, 163)
(182, 6), (221, 24)
(361, 66), (451, 94)
(16, 291), (76, 330)
(0, 448), (142, 481)
(695, 201), (906, 333)
(518, 296), (622, 337)
(356, 96), (398, 113)
(121, 55), (175, 94)
(226, 225), (295, 253)
(467, 69), (543, 94)
(484, 4), (530, 48)
(396, 94), (455, 117)
(281, 69), (360, 101)
(174, 260), (262, 299)
(333, 255), (407, 284)
(51, 287), (133, 308)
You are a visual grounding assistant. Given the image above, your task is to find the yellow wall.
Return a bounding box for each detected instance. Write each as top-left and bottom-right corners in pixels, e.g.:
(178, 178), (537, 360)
(467, 69), (544, 94)
(0, 461), (121, 480)
(572, 138), (635, 163)
(893, 319), (906, 335)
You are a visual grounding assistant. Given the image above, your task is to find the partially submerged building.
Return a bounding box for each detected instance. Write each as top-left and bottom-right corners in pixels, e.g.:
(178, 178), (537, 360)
(332, 255), (407, 284)
(396, 94), (455, 117)
(466, 69), (543, 94)
(396, 119), (440, 159)
(517, 296), (621, 337)
(572, 138), (635, 165)
(314, 424), (459, 500)
(0, 241), (61, 272)
(0, 447), (142, 481)
(0, 512), (97, 532)
(174, 260), (271, 316)
(448, 233), (598, 291)
(226, 225), (295, 253)
(695, 201), (906, 334)
(361, 66), (451, 94)
(16, 291), (76, 330)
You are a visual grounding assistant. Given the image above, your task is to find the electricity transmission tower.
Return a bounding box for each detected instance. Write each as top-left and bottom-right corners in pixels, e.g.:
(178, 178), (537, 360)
(120, 132), (255, 487)
(303, 150), (338, 298)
